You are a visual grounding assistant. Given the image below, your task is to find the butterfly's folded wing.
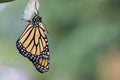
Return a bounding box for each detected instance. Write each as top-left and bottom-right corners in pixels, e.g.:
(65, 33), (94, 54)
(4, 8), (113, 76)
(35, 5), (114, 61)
(16, 22), (50, 73)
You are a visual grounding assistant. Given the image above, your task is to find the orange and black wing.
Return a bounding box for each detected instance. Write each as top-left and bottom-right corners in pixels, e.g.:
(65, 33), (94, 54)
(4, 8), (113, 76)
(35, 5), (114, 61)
(16, 16), (49, 73)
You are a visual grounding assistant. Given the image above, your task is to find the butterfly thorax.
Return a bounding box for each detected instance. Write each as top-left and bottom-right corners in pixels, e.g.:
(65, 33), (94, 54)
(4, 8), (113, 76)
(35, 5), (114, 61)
(31, 15), (42, 26)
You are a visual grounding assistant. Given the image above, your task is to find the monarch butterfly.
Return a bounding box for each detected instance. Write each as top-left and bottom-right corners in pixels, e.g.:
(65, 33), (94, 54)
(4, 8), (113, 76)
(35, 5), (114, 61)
(16, 14), (50, 73)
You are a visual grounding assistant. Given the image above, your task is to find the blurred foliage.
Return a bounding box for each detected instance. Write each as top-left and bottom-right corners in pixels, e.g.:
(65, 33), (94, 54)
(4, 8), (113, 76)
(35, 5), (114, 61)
(0, 0), (15, 3)
(0, 0), (120, 80)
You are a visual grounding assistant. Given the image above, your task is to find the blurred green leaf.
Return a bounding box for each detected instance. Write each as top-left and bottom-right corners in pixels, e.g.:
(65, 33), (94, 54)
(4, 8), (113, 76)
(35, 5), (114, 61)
(0, 0), (15, 3)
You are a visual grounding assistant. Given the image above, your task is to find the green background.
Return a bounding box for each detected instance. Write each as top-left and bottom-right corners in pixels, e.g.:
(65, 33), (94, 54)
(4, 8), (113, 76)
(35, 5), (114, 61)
(0, 0), (120, 80)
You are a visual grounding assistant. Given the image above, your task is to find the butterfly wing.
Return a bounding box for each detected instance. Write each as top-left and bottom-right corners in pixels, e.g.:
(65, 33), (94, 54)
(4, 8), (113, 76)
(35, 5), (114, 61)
(16, 22), (49, 73)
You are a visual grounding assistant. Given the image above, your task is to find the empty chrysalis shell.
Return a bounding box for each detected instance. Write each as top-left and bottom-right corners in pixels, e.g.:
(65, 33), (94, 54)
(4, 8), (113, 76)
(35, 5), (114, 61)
(23, 0), (40, 20)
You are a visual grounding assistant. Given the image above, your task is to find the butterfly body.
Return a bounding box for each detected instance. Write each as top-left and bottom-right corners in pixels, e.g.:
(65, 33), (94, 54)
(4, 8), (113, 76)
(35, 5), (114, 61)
(16, 15), (49, 73)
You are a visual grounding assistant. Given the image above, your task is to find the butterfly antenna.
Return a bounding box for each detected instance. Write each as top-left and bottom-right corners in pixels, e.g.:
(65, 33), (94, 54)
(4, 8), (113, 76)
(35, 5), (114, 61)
(34, 1), (49, 33)
(43, 21), (49, 34)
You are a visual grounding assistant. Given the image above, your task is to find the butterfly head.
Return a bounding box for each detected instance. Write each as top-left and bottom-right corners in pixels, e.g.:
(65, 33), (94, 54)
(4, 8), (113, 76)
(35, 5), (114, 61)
(32, 15), (42, 26)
